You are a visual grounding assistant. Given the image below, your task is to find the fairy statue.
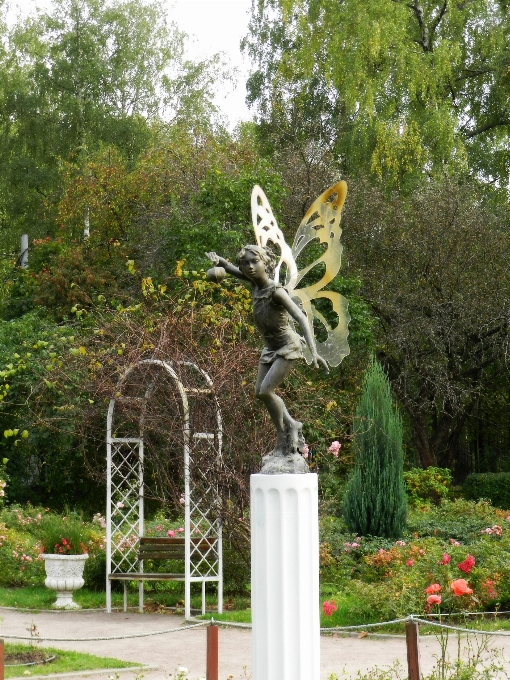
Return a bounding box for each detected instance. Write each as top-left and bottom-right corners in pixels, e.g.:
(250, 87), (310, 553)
(206, 182), (350, 474)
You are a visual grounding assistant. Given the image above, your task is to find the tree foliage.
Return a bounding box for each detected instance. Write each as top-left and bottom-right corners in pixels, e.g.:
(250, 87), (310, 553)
(342, 176), (510, 473)
(244, 0), (510, 188)
(343, 359), (407, 538)
(0, 0), (222, 248)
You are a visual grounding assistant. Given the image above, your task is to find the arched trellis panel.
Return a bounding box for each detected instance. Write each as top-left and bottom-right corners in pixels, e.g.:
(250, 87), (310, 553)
(106, 359), (223, 619)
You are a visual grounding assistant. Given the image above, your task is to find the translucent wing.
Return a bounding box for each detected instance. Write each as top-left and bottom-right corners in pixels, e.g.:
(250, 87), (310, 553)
(288, 182), (350, 367)
(251, 185), (297, 284)
(251, 182), (350, 368)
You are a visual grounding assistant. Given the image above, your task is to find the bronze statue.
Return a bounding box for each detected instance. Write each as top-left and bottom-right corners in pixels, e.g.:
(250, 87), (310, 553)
(206, 183), (350, 473)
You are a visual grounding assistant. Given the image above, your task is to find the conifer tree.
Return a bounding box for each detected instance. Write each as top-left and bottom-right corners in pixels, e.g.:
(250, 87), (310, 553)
(343, 359), (407, 537)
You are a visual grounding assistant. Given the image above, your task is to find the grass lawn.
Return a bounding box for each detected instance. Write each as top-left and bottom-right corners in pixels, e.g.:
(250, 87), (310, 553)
(0, 586), (114, 610)
(200, 610), (252, 624)
(4, 642), (139, 678)
(0, 585), (224, 611)
(199, 594), (510, 637)
(6, 585), (510, 637)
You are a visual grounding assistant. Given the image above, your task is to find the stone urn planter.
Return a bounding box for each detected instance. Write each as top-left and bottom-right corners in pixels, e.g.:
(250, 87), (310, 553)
(42, 553), (89, 609)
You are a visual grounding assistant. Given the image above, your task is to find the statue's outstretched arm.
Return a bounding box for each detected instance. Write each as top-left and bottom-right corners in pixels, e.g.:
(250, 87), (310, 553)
(273, 287), (329, 373)
(205, 251), (249, 281)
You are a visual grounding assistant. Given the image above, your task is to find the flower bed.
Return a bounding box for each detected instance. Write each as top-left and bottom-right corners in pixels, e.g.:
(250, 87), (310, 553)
(0, 504), (190, 590)
(320, 498), (510, 624)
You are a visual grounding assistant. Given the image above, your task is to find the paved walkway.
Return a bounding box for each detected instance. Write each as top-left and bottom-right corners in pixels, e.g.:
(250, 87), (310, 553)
(2, 608), (510, 679)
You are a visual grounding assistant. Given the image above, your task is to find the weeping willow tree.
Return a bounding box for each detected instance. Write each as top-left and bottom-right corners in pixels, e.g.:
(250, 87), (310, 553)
(344, 359), (407, 537)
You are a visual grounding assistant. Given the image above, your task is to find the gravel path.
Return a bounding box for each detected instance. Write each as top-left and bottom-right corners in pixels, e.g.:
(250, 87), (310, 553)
(2, 607), (510, 679)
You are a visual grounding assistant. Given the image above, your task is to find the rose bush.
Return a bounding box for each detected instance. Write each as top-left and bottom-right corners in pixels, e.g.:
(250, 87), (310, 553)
(319, 498), (510, 623)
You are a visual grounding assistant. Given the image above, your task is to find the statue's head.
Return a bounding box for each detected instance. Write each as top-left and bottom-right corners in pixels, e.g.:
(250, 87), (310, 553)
(236, 244), (276, 277)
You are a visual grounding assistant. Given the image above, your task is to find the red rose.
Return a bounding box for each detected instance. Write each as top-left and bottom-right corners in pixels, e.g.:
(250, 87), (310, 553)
(323, 600), (338, 616)
(438, 553), (451, 565)
(451, 579), (473, 596)
(457, 554), (475, 573)
(425, 583), (442, 594)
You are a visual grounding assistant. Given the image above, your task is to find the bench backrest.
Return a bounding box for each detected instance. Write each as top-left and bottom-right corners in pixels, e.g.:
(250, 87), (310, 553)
(138, 536), (214, 560)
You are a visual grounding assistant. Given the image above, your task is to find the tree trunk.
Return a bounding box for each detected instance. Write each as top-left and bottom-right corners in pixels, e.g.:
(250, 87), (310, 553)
(410, 413), (437, 467)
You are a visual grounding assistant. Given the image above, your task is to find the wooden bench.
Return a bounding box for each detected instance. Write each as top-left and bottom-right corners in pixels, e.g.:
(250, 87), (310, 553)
(109, 537), (218, 613)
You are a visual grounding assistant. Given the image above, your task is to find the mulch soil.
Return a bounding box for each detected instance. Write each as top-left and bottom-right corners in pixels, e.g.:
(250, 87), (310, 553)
(5, 650), (56, 666)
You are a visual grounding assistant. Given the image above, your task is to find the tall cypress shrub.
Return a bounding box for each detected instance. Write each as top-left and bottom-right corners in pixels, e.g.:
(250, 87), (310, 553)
(343, 359), (407, 537)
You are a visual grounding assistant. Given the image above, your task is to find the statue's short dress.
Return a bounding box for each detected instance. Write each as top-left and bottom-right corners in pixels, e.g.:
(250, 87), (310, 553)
(252, 282), (304, 364)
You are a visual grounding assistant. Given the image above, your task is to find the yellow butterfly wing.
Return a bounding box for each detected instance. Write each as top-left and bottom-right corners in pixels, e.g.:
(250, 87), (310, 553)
(287, 181), (350, 367)
(251, 182), (350, 368)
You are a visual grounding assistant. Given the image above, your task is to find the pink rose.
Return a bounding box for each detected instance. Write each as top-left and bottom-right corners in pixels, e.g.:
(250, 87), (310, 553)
(407, 559), (414, 567)
(328, 441), (341, 457)
(167, 530), (175, 538)
(303, 444), (309, 459)
(427, 594), (441, 606)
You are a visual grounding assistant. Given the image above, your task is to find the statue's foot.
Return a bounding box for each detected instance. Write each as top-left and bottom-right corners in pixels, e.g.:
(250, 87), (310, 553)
(267, 421), (305, 457)
(287, 420), (305, 455)
(269, 435), (288, 457)
(261, 422), (310, 473)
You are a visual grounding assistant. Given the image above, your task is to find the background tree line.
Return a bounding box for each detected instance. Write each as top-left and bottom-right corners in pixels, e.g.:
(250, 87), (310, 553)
(0, 0), (508, 514)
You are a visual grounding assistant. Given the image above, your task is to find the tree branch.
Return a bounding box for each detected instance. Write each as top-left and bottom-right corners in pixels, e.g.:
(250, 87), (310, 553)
(464, 119), (510, 139)
(457, 68), (495, 81)
(430, 1), (448, 37)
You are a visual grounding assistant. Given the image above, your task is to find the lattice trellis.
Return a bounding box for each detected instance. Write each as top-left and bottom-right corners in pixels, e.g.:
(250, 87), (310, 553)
(106, 359), (223, 619)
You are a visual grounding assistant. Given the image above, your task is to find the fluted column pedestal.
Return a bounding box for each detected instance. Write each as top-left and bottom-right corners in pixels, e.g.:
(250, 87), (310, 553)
(251, 473), (320, 680)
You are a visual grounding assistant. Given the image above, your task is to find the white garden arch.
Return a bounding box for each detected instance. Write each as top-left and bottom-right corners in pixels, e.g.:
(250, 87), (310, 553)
(105, 358), (223, 619)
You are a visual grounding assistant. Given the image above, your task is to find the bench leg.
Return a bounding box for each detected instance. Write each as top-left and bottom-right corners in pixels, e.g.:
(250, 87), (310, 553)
(123, 582), (127, 613)
(202, 580), (206, 616)
(139, 580), (144, 613)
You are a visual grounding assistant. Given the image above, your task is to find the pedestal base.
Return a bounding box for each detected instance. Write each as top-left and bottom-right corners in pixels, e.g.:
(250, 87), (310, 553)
(260, 452), (308, 474)
(51, 589), (82, 609)
(251, 473), (320, 680)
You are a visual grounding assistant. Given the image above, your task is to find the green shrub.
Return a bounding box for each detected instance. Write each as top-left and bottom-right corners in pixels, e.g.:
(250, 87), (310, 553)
(404, 467), (452, 507)
(39, 511), (91, 554)
(0, 457), (8, 507)
(0, 522), (43, 586)
(343, 359), (407, 538)
(407, 498), (500, 542)
(463, 473), (510, 509)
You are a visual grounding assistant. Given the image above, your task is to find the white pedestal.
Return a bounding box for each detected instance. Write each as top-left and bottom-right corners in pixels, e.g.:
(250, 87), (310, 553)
(251, 473), (320, 680)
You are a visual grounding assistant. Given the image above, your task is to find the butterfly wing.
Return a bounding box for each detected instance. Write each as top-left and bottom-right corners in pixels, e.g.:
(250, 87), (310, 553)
(251, 182), (350, 368)
(287, 181), (350, 367)
(251, 185), (298, 285)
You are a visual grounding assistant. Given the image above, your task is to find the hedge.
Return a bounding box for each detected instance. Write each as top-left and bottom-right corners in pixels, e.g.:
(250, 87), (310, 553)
(463, 472), (510, 509)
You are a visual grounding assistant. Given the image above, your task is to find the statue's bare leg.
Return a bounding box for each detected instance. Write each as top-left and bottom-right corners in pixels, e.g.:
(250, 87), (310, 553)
(255, 358), (302, 454)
